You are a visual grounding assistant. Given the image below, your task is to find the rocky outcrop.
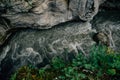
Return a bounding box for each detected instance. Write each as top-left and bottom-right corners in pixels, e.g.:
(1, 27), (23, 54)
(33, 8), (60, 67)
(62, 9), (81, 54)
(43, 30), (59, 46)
(92, 11), (120, 52)
(100, 0), (120, 10)
(0, 0), (120, 79)
(1, 0), (106, 29)
(0, 17), (11, 45)
(1, 0), (120, 79)
(0, 0), (106, 46)
(0, 22), (95, 79)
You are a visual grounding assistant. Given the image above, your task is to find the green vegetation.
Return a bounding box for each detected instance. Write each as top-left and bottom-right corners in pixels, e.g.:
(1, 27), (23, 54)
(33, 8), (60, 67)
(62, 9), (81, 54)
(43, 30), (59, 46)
(10, 45), (120, 80)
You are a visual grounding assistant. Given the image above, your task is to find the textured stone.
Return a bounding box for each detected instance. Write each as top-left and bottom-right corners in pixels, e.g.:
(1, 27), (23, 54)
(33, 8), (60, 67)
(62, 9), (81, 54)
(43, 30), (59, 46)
(1, 0), (106, 29)
(70, 0), (99, 21)
(0, 22), (95, 78)
(0, 0), (106, 46)
(0, 16), (12, 46)
(0, 25), (6, 45)
(100, 0), (120, 10)
(0, 1), (120, 79)
(92, 11), (120, 52)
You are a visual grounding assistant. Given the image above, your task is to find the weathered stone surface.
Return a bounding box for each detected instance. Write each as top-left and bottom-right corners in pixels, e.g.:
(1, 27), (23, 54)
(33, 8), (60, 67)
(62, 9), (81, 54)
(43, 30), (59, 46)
(0, 25), (6, 45)
(100, 0), (120, 10)
(0, 16), (12, 46)
(92, 11), (120, 52)
(0, 0), (37, 12)
(70, 0), (101, 21)
(0, 0), (107, 46)
(0, 22), (95, 78)
(1, 0), (106, 29)
(1, 0), (120, 79)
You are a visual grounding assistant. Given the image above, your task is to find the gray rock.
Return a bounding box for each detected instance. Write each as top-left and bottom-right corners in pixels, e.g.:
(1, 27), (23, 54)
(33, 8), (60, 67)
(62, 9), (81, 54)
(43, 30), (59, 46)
(0, 22), (95, 77)
(0, 25), (6, 44)
(100, 0), (120, 10)
(70, 0), (100, 21)
(92, 11), (120, 52)
(0, 17), (11, 45)
(1, 0), (106, 29)
(0, 0), (106, 46)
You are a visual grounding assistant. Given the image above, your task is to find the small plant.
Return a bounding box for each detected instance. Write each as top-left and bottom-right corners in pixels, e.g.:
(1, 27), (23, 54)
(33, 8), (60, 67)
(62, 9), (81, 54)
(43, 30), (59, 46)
(51, 56), (65, 70)
(10, 45), (120, 80)
(10, 73), (17, 80)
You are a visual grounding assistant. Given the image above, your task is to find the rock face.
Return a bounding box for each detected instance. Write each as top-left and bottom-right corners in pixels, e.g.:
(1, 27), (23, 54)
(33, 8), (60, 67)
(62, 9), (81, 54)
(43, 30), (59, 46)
(0, 25), (6, 44)
(0, 0), (120, 79)
(92, 11), (120, 52)
(100, 0), (120, 10)
(1, 0), (105, 28)
(0, 0), (106, 46)
(0, 22), (95, 79)
(0, 17), (11, 45)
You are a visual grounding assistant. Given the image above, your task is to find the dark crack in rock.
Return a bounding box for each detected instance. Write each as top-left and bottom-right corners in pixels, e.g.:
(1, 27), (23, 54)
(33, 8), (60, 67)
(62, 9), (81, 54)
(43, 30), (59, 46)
(92, 10), (120, 52)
